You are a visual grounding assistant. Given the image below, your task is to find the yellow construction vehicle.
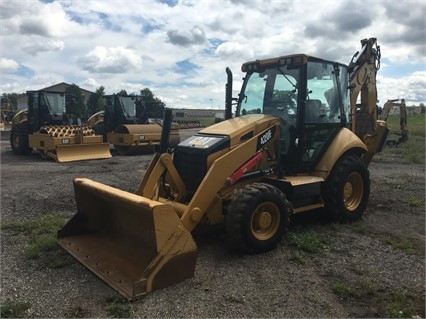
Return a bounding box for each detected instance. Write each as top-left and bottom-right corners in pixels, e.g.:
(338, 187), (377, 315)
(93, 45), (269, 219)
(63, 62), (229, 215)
(10, 91), (111, 162)
(87, 94), (180, 155)
(379, 98), (408, 146)
(0, 100), (16, 131)
(58, 38), (387, 299)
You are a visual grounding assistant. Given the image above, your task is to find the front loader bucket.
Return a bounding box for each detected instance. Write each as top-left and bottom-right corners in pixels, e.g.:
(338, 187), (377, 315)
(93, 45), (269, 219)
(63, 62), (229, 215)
(58, 178), (198, 299)
(55, 143), (112, 163)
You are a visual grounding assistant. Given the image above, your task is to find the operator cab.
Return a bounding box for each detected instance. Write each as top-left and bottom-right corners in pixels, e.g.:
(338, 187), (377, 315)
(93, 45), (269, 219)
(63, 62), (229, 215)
(103, 95), (149, 131)
(236, 54), (350, 173)
(27, 91), (67, 128)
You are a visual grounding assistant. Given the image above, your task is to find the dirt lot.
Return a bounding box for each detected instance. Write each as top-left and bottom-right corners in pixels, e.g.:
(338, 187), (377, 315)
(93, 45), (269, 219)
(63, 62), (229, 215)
(1, 129), (424, 318)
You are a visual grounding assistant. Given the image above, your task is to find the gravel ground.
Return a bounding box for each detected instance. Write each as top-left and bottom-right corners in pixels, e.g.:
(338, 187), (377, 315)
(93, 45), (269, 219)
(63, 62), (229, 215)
(0, 128), (424, 318)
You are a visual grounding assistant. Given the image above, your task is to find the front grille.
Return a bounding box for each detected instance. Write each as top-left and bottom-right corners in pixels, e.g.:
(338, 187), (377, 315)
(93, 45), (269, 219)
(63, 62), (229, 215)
(173, 147), (207, 201)
(173, 133), (230, 202)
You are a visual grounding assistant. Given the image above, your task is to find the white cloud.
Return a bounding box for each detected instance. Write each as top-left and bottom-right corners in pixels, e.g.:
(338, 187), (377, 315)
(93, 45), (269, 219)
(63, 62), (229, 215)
(167, 26), (206, 46)
(22, 40), (65, 56)
(216, 42), (254, 60)
(378, 71), (426, 105)
(0, 0), (424, 106)
(80, 78), (101, 92)
(0, 58), (19, 73)
(1, 0), (90, 37)
(78, 46), (143, 74)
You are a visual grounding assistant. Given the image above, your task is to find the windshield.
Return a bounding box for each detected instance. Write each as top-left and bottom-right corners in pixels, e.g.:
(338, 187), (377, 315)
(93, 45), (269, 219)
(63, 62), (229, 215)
(43, 93), (65, 115)
(239, 65), (300, 117)
(119, 97), (136, 118)
(305, 61), (349, 124)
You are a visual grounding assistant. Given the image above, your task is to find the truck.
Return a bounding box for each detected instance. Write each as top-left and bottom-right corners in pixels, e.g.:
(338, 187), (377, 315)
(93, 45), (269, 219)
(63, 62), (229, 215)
(88, 94), (180, 155)
(10, 91), (111, 162)
(58, 38), (387, 299)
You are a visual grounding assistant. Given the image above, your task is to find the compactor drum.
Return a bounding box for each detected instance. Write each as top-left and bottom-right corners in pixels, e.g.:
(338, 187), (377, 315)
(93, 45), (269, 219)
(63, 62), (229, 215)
(59, 38), (386, 299)
(108, 123), (180, 155)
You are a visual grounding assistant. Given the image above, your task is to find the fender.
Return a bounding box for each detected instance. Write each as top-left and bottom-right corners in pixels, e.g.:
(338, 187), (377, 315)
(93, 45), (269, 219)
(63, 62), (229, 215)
(87, 110), (104, 127)
(313, 127), (367, 179)
(11, 109), (28, 126)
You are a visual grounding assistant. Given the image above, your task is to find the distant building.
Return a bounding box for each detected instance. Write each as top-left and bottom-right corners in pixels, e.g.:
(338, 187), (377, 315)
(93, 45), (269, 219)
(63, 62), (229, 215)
(16, 82), (94, 110)
(171, 108), (225, 121)
(407, 106), (421, 115)
(388, 105), (421, 116)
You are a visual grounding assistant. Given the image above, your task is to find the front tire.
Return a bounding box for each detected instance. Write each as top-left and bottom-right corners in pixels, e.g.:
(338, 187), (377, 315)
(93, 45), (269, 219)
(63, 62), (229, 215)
(225, 183), (290, 253)
(10, 123), (32, 155)
(323, 155), (370, 222)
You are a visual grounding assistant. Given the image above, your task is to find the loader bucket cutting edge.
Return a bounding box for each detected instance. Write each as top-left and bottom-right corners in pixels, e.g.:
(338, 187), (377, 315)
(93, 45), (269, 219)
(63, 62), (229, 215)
(58, 178), (198, 299)
(55, 143), (112, 162)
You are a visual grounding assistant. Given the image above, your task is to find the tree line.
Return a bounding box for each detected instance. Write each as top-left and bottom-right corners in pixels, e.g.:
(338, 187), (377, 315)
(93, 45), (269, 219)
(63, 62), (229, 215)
(1, 84), (166, 119)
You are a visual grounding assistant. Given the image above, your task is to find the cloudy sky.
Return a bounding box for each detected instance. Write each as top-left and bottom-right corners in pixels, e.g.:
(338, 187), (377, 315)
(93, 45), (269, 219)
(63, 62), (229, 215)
(1, 0), (425, 109)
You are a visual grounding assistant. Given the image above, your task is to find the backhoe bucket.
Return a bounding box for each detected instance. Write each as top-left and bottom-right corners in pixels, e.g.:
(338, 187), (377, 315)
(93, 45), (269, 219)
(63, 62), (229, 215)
(58, 178), (198, 299)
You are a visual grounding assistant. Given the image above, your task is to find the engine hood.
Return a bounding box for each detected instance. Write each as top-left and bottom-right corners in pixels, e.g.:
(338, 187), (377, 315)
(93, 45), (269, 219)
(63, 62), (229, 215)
(198, 114), (281, 147)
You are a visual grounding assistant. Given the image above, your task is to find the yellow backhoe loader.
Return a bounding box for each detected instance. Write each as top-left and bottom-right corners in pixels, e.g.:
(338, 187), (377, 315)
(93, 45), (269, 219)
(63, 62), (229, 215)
(10, 91), (111, 162)
(379, 98), (408, 146)
(58, 38), (387, 299)
(87, 94), (180, 155)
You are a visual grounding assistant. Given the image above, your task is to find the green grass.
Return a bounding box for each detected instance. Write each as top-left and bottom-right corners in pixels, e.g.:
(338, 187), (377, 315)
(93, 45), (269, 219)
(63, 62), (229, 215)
(1, 214), (67, 259)
(105, 298), (132, 318)
(383, 114), (425, 164)
(386, 290), (423, 318)
(330, 280), (424, 318)
(406, 196), (424, 208)
(63, 306), (89, 318)
(0, 299), (31, 318)
(361, 280), (377, 296)
(386, 114), (425, 137)
(288, 231), (327, 253)
(287, 250), (307, 264)
(348, 222), (423, 256)
(346, 220), (370, 235)
(401, 136), (425, 163)
(332, 282), (359, 300)
(380, 234), (417, 254)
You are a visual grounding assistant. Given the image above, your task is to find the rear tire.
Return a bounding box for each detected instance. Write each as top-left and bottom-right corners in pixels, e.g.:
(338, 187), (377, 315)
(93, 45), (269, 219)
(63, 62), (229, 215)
(10, 123), (32, 155)
(323, 155), (370, 222)
(225, 183), (290, 253)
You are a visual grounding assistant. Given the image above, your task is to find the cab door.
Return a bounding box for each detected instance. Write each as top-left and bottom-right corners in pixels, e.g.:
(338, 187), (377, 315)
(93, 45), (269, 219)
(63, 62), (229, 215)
(296, 61), (349, 172)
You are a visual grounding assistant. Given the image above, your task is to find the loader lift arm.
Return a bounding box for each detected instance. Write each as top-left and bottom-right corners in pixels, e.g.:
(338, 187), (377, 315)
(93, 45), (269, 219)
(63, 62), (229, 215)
(137, 119), (280, 232)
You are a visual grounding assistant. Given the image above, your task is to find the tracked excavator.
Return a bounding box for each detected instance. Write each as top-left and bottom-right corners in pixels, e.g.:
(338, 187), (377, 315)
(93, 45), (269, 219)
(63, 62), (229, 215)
(379, 98), (408, 146)
(58, 38), (387, 299)
(10, 91), (111, 162)
(87, 94), (180, 155)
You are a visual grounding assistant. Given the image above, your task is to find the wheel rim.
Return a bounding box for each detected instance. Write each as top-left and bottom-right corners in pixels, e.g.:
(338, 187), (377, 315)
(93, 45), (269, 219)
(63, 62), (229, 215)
(250, 202), (280, 240)
(343, 172), (364, 211)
